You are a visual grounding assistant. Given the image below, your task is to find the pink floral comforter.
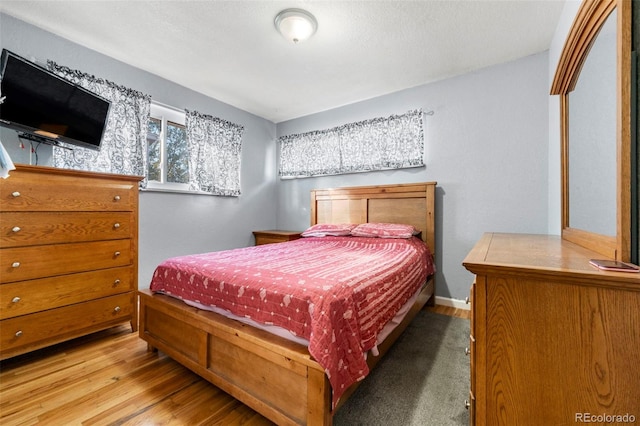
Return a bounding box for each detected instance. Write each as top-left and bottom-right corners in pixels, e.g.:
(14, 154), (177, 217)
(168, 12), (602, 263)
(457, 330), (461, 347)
(149, 236), (434, 407)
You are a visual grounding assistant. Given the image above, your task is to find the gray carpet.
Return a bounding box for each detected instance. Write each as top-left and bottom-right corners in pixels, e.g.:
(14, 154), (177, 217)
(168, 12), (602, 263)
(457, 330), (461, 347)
(334, 310), (470, 426)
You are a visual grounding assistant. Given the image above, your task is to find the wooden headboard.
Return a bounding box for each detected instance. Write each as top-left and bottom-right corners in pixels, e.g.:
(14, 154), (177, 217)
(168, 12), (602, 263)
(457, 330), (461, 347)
(310, 182), (437, 252)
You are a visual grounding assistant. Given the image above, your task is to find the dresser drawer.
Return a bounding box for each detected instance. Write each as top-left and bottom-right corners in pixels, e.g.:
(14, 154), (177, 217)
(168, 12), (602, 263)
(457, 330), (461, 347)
(469, 280), (475, 334)
(253, 230), (301, 246)
(0, 266), (134, 320)
(255, 235), (294, 245)
(468, 390), (475, 425)
(1, 292), (134, 359)
(468, 282), (476, 397)
(1, 212), (133, 248)
(0, 171), (137, 212)
(469, 334), (476, 394)
(1, 240), (132, 283)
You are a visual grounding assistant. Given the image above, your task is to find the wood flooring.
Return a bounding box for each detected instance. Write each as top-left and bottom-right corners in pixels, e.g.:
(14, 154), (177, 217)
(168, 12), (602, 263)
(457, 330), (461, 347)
(0, 304), (469, 425)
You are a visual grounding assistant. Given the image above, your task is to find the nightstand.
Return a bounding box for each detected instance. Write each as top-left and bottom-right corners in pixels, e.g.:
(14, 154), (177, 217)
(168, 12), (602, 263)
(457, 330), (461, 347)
(253, 230), (302, 246)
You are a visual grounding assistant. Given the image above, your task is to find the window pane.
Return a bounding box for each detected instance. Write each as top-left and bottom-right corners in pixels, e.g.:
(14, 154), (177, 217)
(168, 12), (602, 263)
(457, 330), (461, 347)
(166, 121), (189, 184)
(147, 118), (161, 182)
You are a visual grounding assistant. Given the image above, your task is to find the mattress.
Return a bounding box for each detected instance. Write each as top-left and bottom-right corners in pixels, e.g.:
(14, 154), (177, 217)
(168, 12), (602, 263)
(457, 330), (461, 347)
(149, 235), (434, 406)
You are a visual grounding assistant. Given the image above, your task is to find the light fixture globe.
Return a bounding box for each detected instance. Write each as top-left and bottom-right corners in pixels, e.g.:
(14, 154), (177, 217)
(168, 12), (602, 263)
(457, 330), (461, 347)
(274, 8), (317, 43)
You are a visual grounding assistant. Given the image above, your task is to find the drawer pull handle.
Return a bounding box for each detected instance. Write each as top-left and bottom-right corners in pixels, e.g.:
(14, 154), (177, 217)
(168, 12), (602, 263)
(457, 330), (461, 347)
(114, 279), (121, 286)
(113, 223), (121, 229)
(11, 191), (20, 198)
(12, 296), (21, 303)
(465, 296), (470, 304)
(465, 347), (471, 356)
(12, 262), (20, 268)
(464, 400), (471, 410)
(114, 195), (121, 201)
(114, 251), (121, 257)
(12, 226), (21, 233)
(114, 306), (121, 313)
(15, 330), (23, 338)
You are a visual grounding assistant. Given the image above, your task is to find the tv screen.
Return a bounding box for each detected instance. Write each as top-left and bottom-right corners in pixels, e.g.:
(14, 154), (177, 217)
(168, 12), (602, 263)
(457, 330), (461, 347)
(0, 49), (110, 150)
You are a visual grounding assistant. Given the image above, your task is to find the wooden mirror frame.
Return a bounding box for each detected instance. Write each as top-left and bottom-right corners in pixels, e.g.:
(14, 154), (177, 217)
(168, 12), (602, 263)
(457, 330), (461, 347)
(550, 0), (632, 261)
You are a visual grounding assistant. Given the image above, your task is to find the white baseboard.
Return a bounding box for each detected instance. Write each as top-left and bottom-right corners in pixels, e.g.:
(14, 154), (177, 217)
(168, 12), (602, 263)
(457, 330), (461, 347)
(435, 296), (470, 311)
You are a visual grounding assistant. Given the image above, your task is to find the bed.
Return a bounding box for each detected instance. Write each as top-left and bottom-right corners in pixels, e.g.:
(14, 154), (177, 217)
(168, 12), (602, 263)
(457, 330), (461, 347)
(138, 181), (437, 425)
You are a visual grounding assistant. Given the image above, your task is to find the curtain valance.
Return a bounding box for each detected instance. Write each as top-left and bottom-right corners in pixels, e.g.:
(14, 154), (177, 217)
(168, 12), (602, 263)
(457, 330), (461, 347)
(47, 61), (151, 187)
(279, 109), (424, 178)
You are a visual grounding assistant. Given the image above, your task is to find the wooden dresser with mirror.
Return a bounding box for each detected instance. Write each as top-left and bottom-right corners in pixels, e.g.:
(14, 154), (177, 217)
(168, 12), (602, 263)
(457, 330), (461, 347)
(463, 0), (639, 424)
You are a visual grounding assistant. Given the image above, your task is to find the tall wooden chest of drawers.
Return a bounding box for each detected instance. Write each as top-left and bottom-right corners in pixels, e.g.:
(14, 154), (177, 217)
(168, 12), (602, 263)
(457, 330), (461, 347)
(463, 233), (640, 425)
(0, 165), (142, 360)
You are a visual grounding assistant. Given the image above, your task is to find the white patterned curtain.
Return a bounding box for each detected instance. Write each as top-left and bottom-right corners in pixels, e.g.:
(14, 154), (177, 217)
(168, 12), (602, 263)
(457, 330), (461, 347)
(279, 109), (424, 178)
(47, 61), (151, 187)
(280, 128), (342, 177)
(185, 109), (243, 196)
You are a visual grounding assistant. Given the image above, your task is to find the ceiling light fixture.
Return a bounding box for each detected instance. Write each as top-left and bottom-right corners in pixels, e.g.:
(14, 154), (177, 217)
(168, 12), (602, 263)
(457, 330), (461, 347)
(274, 8), (317, 44)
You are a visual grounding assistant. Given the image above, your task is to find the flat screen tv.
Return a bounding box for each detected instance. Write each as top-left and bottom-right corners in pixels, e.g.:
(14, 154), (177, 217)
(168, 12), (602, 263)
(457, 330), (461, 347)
(0, 49), (110, 151)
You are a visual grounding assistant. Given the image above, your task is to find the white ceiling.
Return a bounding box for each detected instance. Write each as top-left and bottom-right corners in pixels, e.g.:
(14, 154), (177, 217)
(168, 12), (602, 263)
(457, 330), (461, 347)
(0, 0), (566, 123)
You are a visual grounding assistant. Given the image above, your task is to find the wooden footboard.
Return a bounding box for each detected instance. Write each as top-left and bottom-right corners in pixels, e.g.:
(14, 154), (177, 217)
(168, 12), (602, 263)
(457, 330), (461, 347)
(138, 277), (434, 426)
(138, 288), (330, 425)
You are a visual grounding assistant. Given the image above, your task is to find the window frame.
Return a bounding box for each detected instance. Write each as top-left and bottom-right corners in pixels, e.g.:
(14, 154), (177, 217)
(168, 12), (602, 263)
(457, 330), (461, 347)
(145, 102), (191, 192)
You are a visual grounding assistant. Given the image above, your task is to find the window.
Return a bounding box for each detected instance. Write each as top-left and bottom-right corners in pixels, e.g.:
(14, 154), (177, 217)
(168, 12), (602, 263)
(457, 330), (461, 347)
(146, 102), (189, 190)
(145, 102), (244, 196)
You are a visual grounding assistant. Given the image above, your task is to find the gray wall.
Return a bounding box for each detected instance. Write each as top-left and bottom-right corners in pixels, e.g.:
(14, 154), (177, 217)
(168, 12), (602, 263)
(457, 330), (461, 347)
(0, 13), (278, 289)
(275, 52), (550, 300)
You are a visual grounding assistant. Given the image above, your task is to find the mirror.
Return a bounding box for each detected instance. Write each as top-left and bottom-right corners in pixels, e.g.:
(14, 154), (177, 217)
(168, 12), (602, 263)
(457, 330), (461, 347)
(551, 0), (632, 261)
(568, 10), (617, 236)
